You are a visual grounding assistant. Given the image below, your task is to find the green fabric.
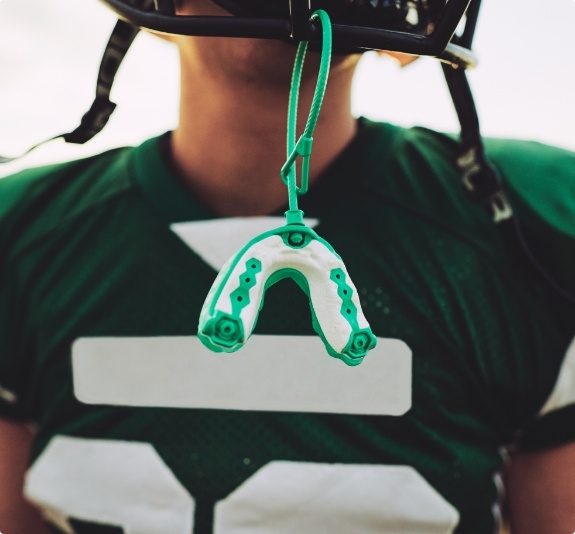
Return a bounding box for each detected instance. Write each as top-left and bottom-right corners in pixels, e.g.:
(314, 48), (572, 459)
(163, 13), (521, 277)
(0, 120), (574, 533)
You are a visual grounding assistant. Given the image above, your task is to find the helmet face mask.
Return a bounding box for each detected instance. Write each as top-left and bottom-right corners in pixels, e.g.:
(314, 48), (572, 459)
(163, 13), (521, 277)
(208, 0), (444, 36)
(101, 0), (477, 60)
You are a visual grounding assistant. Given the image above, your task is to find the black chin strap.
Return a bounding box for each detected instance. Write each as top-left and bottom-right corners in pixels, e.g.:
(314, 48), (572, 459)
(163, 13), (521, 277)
(442, 63), (575, 305)
(441, 63), (513, 224)
(0, 19), (139, 164)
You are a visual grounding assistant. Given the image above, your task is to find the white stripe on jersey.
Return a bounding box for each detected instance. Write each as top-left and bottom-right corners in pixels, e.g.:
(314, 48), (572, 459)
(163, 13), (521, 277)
(72, 335), (411, 416)
(539, 335), (575, 417)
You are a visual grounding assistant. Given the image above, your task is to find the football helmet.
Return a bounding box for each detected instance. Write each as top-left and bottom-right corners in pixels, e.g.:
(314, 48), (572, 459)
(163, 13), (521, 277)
(101, 0), (478, 64)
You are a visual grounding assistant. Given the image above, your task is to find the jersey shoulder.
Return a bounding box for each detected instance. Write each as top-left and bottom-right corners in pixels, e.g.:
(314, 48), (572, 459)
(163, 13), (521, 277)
(484, 137), (575, 236)
(357, 122), (490, 233)
(485, 138), (575, 297)
(358, 121), (575, 299)
(364, 123), (575, 234)
(360, 121), (574, 225)
(0, 147), (134, 257)
(0, 145), (142, 420)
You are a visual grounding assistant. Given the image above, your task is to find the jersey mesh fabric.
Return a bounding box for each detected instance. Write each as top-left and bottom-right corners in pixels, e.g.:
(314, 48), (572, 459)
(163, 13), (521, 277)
(0, 119), (574, 533)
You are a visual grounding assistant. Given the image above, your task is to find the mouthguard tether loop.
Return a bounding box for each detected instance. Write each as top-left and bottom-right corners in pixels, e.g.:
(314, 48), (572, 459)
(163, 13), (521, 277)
(198, 10), (377, 365)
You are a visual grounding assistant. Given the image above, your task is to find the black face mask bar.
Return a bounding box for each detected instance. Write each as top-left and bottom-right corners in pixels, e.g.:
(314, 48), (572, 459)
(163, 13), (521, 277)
(103, 0), (472, 59)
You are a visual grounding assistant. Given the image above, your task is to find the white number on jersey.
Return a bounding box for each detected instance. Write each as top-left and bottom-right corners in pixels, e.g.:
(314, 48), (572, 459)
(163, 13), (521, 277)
(25, 436), (459, 534)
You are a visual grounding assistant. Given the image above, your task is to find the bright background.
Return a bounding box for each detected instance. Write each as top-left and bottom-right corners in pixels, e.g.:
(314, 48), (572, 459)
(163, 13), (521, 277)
(0, 0), (574, 177)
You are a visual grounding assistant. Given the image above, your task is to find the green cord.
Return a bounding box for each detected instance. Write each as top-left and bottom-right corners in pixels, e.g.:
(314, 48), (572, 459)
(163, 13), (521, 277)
(281, 10), (332, 221)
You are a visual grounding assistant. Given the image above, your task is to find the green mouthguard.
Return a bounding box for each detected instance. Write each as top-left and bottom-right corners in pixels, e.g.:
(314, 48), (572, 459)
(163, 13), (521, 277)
(198, 10), (377, 365)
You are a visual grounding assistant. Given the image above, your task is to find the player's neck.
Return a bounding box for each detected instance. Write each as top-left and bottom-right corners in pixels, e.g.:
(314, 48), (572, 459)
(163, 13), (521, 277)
(170, 54), (359, 217)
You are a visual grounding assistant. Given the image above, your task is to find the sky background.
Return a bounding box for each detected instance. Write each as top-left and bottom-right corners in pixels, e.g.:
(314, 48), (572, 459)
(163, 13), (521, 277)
(0, 0), (573, 177)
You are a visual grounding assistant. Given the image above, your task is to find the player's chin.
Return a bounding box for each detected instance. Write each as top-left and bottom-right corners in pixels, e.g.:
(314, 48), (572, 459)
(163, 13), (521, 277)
(175, 0), (231, 16)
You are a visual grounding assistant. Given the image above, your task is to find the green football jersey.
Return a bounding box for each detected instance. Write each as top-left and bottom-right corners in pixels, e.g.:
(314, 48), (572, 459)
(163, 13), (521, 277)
(1, 119), (574, 533)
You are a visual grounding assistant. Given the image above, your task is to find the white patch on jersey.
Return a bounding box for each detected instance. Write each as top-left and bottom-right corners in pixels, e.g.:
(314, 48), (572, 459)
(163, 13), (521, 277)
(24, 436), (194, 534)
(539, 334), (575, 416)
(215, 461), (459, 534)
(170, 216), (319, 271)
(72, 335), (411, 416)
(0, 383), (17, 404)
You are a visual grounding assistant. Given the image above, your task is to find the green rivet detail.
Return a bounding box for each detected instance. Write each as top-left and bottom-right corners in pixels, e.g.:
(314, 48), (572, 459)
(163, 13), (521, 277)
(215, 317), (240, 342)
(281, 228), (312, 249)
(340, 330), (377, 366)
(353, 335), (366, 350)
(200, 311), (245, 351)
(288, 232), (304, 246)
(349, 332), (371, 357)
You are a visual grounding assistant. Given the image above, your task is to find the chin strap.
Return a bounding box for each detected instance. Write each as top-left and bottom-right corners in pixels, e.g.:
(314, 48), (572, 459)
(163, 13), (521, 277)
(198, 10), (377, 365)
(0, 19), (139, 164)
(441, 63), (513, 224)
(442, 62), (575, 305)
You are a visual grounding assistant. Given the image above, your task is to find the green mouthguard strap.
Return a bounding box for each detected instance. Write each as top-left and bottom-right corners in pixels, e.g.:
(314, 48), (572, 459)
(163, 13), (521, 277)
(281, 9), (332, 224)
